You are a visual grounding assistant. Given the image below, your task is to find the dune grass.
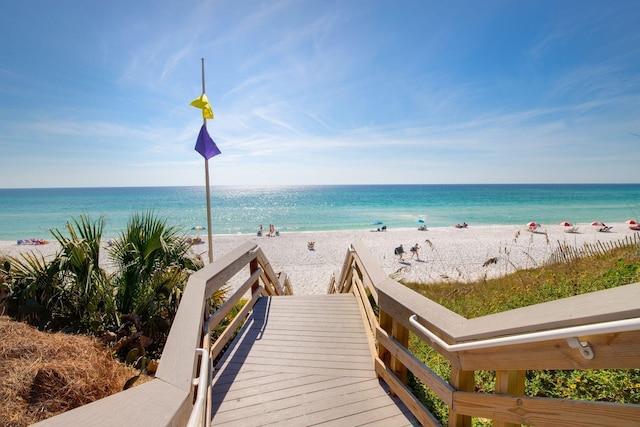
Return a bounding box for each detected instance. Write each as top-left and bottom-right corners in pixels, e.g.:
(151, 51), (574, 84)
(0, 316), (148, 427)
(402, 237), (640, 425)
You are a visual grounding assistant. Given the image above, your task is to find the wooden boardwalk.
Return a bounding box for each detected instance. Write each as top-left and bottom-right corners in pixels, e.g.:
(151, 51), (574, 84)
(209, 294), (419, 426)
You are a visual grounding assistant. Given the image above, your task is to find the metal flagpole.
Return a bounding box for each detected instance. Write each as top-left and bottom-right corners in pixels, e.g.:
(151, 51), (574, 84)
(200, 57), (214, 264)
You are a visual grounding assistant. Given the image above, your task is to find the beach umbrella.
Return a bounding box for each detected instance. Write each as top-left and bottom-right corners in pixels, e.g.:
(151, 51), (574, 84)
(558, 221), (572, 227)
(527, 222), (540, 228)
(192, 226), (206, 230)
(591, 221), (605, 227)
(625, 219), (638, 225)
(373, 221), (384, 225)
(416, 218), (425, 223)
(190, 58), (221, 264)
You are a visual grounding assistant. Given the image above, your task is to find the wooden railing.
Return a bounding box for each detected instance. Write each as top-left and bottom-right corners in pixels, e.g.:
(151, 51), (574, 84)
(34, 241), (291, 427)
(32, 237), (640, 426)
(329, 240), (640, 427)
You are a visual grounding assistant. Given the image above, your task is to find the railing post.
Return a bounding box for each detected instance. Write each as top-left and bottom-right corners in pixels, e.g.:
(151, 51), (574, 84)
(378, 309), (392, 367)
(449, 366), (474, 427)
(493, 370), (525, 427)
(391, 318), (409, 384)
(378, 309), (409, 390)
(250, 258), (259, 295)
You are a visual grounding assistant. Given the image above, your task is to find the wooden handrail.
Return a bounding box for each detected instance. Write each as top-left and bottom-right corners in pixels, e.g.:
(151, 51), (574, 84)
(29, 237), (640, 427)
(330, 239), (640, 427)
(33, 240), (290, 427)
(409, 314), (640, 359)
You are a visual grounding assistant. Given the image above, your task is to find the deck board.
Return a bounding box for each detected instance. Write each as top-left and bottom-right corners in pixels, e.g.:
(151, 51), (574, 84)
(210, 294), (419, 426)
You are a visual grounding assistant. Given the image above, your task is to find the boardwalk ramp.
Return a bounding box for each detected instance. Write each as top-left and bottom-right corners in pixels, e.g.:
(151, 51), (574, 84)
(32, 241), (640, 427)
(209, 294), (418, 426)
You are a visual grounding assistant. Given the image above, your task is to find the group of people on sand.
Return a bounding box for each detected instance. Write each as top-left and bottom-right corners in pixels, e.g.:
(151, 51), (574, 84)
(257, 224), (278, 237)
(17, 238), (48, 245)
(394, 243), (421, 262)
(455, 222), (468, 229)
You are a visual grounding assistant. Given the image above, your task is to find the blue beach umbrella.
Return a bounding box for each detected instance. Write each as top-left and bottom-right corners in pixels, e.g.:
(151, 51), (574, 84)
(373, 221), (384, 225)
(416, 218), (425, 223)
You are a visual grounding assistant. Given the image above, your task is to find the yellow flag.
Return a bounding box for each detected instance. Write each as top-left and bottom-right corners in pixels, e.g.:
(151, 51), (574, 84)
(190, 94), (214, 119)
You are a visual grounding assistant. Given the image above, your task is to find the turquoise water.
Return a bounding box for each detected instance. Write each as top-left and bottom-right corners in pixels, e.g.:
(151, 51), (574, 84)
(0, 184), (639, 240)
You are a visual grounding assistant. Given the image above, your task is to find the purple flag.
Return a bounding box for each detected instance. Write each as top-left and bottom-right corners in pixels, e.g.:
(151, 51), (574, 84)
(195, 124), (221, 159)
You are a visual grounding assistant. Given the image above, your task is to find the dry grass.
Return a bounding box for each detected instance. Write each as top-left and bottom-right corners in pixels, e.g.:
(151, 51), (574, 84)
(0, 316), (147, 427)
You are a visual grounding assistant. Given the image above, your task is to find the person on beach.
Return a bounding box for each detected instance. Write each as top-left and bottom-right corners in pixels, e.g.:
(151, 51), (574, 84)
(394, 244), (405, 261)
(410, 243), (420, 260)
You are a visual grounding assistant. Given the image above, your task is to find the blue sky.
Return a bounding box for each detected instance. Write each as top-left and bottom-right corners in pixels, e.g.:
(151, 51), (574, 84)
(1, 1), (639, 188)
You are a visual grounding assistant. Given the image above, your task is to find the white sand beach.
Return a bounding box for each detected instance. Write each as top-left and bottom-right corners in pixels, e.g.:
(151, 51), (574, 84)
(2, 222), (638, 295)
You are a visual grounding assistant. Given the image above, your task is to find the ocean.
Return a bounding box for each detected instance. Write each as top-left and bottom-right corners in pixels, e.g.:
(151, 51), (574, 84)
(0, 184), (639, 241)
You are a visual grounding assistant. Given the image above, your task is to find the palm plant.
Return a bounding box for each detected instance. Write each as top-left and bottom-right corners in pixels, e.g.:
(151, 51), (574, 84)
(3, 252), (62, 328)
(0, 258), (9, 315)
(108, 211), (203, 357)
(5, 214), (115, 332)
(49, 214), (116, 332)
(108, 211), (200, 314)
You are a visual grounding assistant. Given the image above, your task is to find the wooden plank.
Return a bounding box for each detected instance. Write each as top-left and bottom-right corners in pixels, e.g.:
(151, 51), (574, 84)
(391, 318), (409, 384)
(198, 241), (258, 297)
(335, 246), (355, 293)
(456, 330), (640, 371)
(212, 378), (409, 426)
(230, 330), (369, 345)
(222, 348), (373, 366)
(154, 275), (206, 392)
(219, 346), (374, 366)
(219, 359), (374, 377)
(352, 275), (379, 359)
(254, 247), (283, 294)
(212, 376), (381, 415)
(448, 366), (474, 427)
(353, 252), (379, 303)
(460, 282), (640, 341)
(493, 370), (525, 427)
(209, 286), (262, 361)
(377, 279), (467, 346)
(363, 412), (421, 427)
(375, 358), (442, 427)
(453, 391), (640, 427)
(237, 341), (372, 355)
(211, 371), (304, 394)
(281, 395), (416, 427)
(211, 374), (348, 403)
(376, 326), (455, 407)
(238, 339), (370, 353)
(32, 379), (190, 427)
(207, 267), (261, 328)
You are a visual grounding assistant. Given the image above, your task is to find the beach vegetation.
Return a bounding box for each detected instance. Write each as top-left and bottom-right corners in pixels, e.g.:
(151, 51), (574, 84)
(402, 237), (640, 425)
(2, 251), (61, 328)
(1, 211), (207, 361)
(108, 211), (201, 315)
(106, 211), (205, 359)
(50, 214), (116, 332)
(0, 314), (148, 427)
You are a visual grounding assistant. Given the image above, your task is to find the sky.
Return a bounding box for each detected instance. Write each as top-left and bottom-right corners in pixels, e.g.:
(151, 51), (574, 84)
(1, 1), (639, 188)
